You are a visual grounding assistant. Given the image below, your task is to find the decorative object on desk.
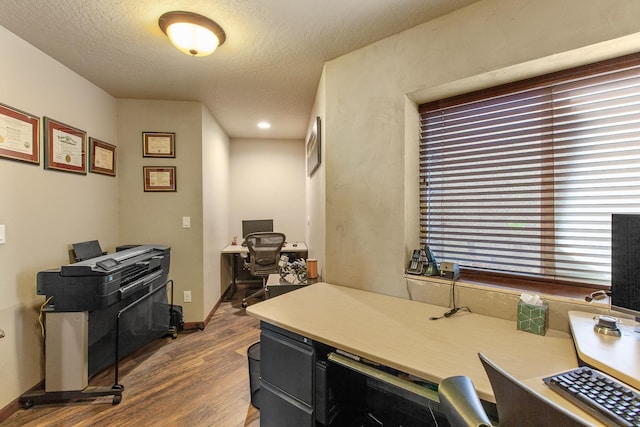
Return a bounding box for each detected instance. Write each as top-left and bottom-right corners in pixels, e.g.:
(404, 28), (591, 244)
(517, 293), (548, 335)
(306, 116), (321, 177)
(592, 315), (621, 337)
(307, 258), (318, 279)
(143, 166), (176, 192)
(279, 255), (308, 283)
(89, 138), (116, 176)
(142, 132), (175, 158)
(0, 102), (40, 165)
(43, 117), (87, 174)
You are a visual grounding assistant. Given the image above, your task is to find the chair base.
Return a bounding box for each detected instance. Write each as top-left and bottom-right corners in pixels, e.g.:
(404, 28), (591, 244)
(241, 279), (268, 308)
(242, 288), (266, 308)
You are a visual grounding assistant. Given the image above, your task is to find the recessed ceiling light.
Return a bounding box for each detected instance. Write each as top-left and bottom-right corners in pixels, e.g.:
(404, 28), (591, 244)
(257, 122), (271, 129)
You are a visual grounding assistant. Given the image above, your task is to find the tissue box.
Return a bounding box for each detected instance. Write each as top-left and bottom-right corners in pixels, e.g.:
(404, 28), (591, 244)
(517, 301), (548, 335)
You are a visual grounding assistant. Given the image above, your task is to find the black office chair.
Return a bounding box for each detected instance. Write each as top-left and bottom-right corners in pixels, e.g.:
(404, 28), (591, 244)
(438, 353), (589, 427)
(241, 232), (286, 308)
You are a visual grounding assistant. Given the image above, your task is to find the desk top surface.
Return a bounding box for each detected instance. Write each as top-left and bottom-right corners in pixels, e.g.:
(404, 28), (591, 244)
(221, 242), (307, 253)
(246, 282), (578, 404)
(569, 310), (640, 389)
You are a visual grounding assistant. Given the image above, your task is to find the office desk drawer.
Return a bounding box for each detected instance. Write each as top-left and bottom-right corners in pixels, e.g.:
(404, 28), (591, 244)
(260, 327), (315, 405)
(260, 380), (314, 427)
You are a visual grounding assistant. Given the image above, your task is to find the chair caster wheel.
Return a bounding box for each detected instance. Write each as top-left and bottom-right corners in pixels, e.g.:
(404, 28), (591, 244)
(242, 301), (248, 308)
(20, 400), (34, 409)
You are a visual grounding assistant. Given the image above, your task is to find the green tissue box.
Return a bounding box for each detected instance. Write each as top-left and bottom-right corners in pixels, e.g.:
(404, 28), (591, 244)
(517, 301), (548, 336)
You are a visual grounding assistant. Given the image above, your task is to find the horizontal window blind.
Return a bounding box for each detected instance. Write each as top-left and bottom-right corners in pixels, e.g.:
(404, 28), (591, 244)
(419, 53), (640, 287)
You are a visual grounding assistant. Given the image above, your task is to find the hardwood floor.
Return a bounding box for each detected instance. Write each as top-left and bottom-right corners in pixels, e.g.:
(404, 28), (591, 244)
(1, 286), (262, 427)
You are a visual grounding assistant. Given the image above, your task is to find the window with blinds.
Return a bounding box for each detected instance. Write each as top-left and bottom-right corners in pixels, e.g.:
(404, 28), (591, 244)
(419, 53), (640, 287)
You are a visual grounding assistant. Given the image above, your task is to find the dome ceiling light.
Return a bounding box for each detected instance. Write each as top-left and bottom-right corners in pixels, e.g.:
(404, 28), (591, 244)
(159, 11), (226, 57)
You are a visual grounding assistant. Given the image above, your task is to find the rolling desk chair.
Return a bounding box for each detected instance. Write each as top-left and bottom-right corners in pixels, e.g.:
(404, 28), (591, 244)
(438, 353), (588, 427)
(241, 232), (286, 308)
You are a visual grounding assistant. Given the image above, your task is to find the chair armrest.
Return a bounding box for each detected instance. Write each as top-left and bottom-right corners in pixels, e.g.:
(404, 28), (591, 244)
(438, 376), (493, 427)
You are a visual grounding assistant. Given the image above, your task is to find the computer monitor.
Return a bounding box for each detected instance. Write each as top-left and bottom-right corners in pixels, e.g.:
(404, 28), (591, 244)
(611, 213), (640, 331)
(242, 219), (274, 238)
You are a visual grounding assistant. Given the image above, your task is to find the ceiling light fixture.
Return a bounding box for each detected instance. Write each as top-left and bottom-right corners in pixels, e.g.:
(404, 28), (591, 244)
(159, 11), (226, 57)
(257, 122), (271, 129)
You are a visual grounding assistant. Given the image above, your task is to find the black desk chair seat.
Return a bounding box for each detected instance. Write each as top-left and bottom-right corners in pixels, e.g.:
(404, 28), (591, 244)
(438, 353), (589, 427)
(241, 232), (286, 308)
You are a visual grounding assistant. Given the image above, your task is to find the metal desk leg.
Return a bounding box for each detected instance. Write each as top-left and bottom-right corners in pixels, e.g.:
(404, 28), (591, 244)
(222, 253), (238, 301)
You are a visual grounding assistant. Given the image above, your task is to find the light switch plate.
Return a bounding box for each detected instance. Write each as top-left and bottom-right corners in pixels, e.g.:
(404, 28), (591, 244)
(0, 224), (5, 244)
(182, 216), (191, 228)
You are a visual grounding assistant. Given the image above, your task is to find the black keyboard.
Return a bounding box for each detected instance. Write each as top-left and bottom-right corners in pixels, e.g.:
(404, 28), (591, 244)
(544, 366), (640, 427)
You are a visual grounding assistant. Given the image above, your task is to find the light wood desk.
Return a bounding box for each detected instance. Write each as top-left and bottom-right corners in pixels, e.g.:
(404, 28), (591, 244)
(220, 242), (307, 300)
(568, 310), (640, 389)
(247, 283), (578, 400)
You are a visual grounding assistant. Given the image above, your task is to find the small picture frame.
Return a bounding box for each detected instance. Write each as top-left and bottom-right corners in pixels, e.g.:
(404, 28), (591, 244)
(0, 102), (40, 165)
(143, 166), (176, 192)
(43, 117), (87, 174)
(142, 132), (175, 158)
(89, 138), (116, 176)
(306, 116), (321, 177)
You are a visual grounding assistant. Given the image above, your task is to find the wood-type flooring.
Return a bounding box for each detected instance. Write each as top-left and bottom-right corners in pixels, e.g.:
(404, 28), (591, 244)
(1, 285), (262, 427)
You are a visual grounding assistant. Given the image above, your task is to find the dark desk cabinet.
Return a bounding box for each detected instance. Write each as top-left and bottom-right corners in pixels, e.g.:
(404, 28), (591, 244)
(258, 322), (442, 426)
(260, 322), (317, 427)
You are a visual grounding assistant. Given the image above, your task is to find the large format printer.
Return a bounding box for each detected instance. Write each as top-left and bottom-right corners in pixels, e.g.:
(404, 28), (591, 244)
(27, 244), (172, 405)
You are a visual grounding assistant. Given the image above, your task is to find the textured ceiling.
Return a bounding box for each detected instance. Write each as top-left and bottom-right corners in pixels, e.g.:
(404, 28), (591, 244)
(0, 0), (479, 139)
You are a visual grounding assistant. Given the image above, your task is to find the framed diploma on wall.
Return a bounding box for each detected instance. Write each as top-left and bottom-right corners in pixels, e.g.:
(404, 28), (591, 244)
(143, 166), (176, 192)
(89, 137), (116, 176)
(142, 132), (175, 158)
(43, 117), (87, 174)
(0, 102), (40, 165)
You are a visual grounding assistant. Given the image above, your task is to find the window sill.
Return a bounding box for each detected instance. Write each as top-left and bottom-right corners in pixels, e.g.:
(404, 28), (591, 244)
(405, 273), (609, 308)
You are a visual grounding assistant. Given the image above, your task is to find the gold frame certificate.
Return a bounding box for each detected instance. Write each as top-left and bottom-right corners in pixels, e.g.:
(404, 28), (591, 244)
(44, 117), (87, 174)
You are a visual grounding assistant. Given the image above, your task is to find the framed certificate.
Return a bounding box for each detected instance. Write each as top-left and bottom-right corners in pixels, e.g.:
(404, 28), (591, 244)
(143, 166), (176, 192)
(0, 102), (40, 164)
(142, 132), (175, 158)
(89, 138), (116, 176)
(43, 117), (87, 174)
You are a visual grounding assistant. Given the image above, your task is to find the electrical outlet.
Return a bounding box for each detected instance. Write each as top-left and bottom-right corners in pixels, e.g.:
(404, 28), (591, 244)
(183, 290), (192, 303)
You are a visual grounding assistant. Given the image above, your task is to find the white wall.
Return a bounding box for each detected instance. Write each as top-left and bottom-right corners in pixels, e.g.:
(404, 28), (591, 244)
(117, 99), (209, 322)
(202, 105), (231, 307)
(0, 25), (118, 410)
(229, 138), (306, 243)
(319, 0), (640, 298)
(305, 69), (327, 278)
